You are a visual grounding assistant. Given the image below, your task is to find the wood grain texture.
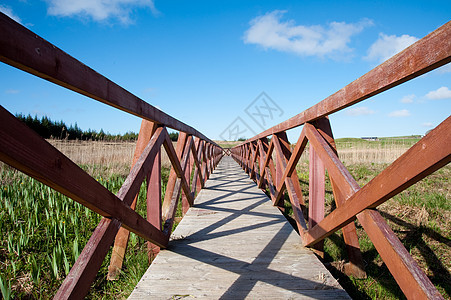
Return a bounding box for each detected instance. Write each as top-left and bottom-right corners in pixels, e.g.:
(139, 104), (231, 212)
(108, 120), (158, 280)
(129, 157), (349, 300)
(272, 135), (307, 232)
(0, 13), (218, 146)
(0, 106), (167, 247)
(358, 209), (443, 299)
(241, 21), (451, 143)
(304, 116), (451, 246)
(310, 118), (366, 278)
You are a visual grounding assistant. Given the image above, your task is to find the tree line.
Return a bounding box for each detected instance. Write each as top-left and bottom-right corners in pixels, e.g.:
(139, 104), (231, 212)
(16, 114), (179, 141)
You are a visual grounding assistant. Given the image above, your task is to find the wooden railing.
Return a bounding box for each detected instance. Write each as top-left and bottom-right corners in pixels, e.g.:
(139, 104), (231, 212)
(231, 21), (451, 299)
(0, 13), (223, 298)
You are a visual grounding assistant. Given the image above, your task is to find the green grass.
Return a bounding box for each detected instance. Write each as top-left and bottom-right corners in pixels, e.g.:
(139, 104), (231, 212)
(335, 136), (421, 148)
(292, 161), (450, 299)
(0, 163), (176, 299)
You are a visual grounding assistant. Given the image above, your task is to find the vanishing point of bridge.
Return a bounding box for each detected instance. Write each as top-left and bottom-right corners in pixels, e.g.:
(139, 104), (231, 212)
(0, 13), (450, 299)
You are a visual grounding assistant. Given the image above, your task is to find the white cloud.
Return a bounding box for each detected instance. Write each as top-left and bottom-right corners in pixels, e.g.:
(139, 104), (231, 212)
(345, 106), (375, 116)
(422, 122), (434, 128)
(243, 10), (372, 58)
(388, 109), (410, 117)
(5, 89), (19, 94)
(425, 86), (451, 100)
(400, 94), (415, 103)
(366, 33), (418, 62)
(45, 0), (158, 24)
(0, 5), (22, 24)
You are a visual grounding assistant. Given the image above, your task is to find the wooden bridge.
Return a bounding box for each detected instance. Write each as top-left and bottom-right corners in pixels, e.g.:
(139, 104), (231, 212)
(0, 13), (450, 299)
(129, 156), (349, 299)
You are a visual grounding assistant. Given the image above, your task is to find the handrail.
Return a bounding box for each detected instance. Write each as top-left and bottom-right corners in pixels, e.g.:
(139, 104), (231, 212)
(0, 12), (224, 299)
(0, 13), (218, 147)
(242, 21), (451, 144)
(231, 21), (450, 299)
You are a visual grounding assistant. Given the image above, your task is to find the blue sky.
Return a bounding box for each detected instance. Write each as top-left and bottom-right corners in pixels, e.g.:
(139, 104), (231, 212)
(1, 0), (450, 141)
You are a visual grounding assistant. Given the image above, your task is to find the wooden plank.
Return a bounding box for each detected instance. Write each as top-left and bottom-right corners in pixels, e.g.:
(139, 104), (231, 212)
(162, 132), (188, 219)
(272, 133), (306, 208)
(0, 106), (168, 246)
(182, 137), (194, 215)
(272, 134), (307, 232)
(129, 156), (350, 299)
(0, 13), (219, 146)
(190, 137), (204, 197)
(249, 142), (259, 180)
(194, 139), (205, 193)
(257, 139), (268, 190)
(55, 127), (168, 299)
(108, 120), (158, 280)
(242, 21), (451, 143)
(304, 123), (359, 200)
(55, 218), (121, 299)
(162, 135), (194, 235)
(304, 115), (451, 245)
(258, 138), (274, 189)
(358, 210), (443, 299)
(310, 118), (366, 278)
(308, 145), (325, 256)
(147, 148), (162, 260)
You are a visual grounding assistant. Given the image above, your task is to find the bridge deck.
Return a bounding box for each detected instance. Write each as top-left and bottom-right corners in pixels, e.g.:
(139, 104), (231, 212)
(129, 156), (350, 299)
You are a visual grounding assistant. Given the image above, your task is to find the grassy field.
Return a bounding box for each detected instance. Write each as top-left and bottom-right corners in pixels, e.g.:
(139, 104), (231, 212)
(0, 140), (174, 299)
(0, 137), (449, 299)
(288, 137), (450, 299)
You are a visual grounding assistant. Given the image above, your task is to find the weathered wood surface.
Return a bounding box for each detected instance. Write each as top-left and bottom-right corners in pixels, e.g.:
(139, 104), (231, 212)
(129, 156), (349, 299)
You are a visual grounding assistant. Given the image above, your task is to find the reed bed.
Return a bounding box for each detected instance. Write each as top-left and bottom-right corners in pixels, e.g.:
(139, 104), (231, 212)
(2, 137), (447, 299)
(47, 139), (172, 178)
(294, 138), (417, 168)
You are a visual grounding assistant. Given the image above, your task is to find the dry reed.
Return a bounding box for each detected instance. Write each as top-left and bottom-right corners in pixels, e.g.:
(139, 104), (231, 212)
(47, 139), (172, 177)
(294, 141), (414, 166)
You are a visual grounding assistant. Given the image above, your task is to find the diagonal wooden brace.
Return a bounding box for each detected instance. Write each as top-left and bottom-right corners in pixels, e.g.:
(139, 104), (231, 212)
(107, 119), (159, 280)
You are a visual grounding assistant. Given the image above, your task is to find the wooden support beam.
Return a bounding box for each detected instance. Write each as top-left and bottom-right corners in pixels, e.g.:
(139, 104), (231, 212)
(182, 137), (194, 215)
(310, 117), (366, 278)
(303, 115), (451, 245)
(256, 139), (267, 190)
(308, 145), (325, 257)
(273, 132), (308, 207)
(258, 138), (275, 189)
(0, 106), (167, 246)
(306, 117), (366, 278)
(241, 21), (451, 143)
(147, 149), (162, 261)
(54, 127), (167, 299)
(272, 134), (308, 232)
(249, 142), (259, 180)
(0, 13), (218, 146)
(190, 137), (204, 197)
(257, 138), (277, 202)
(358, 209), (443, 299)
(194, 139), (205, 194)
(162, 132), (188, 219)
(162, 135), (194, 235)
(107, 120), (158, 280)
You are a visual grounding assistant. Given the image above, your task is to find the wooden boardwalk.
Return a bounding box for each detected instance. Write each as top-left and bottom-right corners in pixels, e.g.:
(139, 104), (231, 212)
(129, 156), (350, 299)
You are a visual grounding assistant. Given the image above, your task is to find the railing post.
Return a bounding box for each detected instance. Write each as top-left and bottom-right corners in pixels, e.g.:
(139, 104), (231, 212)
(181, 136), (193, 215)
(107, 119), (158, 280)
(147, 146), (161, 261)
(308, 144), (325, 257)
(311, 117), (366, 278)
